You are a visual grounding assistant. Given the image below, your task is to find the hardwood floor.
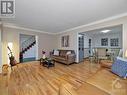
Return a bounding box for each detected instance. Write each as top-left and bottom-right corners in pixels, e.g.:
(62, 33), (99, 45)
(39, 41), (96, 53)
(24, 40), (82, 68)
(0, 61), (100, 95)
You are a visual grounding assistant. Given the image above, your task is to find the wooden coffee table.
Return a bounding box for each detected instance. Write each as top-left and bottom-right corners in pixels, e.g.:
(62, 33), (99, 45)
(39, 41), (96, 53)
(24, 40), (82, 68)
(40, 58), (55, 68)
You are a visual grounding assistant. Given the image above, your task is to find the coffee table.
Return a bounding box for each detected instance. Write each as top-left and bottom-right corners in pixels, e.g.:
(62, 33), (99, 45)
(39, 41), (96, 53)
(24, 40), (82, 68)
(40, 58), (55, 68)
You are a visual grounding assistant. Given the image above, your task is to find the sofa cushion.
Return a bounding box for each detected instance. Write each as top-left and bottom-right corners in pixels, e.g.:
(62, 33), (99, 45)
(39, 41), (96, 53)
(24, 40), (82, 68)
(66, 51), (71, 55)
(53, 56), (66, 61)
(59, 50), (67, 57)
(111, 57), (127, 78)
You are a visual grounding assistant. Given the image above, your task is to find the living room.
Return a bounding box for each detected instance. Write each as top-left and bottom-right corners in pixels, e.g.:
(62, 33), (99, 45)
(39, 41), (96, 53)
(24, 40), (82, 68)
(0, 0), (127, 95)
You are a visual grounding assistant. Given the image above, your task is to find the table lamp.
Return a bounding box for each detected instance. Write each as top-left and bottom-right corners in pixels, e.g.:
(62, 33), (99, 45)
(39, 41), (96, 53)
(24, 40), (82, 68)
(125, 50), (127, 58)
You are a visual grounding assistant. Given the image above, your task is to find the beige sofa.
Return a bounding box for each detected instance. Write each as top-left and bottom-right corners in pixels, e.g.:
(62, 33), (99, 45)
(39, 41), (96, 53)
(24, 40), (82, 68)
(60, 69), (127, 95)
(51, 50), (76, 65)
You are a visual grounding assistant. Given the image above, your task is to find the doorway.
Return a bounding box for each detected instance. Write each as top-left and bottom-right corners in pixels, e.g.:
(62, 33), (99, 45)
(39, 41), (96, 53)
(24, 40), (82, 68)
(19, 34), (37, 63)
(79, 24), (123, 62)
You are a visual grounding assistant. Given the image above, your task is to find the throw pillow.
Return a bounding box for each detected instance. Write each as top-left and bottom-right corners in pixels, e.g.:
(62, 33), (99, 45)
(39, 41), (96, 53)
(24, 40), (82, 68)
(66, 51), (71, 55)
(53, 50), (59, 56)
(111, 57), (127, 78)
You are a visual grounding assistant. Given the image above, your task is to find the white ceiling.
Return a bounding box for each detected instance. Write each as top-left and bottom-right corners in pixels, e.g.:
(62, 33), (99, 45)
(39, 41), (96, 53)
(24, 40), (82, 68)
(2, 0), (127, 33)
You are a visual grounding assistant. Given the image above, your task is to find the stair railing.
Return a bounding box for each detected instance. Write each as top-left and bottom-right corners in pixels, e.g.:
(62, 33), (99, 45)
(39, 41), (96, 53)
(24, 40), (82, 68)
(21, 36), (36, 52)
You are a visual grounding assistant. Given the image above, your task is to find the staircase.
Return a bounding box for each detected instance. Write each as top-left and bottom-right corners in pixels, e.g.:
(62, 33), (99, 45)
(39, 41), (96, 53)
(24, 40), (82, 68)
(20, 36), (36, 62)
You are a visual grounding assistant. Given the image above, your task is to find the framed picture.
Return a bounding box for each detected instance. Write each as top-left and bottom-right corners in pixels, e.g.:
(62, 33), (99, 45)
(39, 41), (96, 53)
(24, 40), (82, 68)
(101, 38), (108, 46)
(110, 38), (119, 46)
(61, 35), (69, 47)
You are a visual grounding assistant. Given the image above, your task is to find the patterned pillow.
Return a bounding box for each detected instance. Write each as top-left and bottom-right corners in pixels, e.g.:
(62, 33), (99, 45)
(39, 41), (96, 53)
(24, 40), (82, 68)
(66, 51), (71, 55)
(111, 57), (127, 78)
(53, 50), (59, 56)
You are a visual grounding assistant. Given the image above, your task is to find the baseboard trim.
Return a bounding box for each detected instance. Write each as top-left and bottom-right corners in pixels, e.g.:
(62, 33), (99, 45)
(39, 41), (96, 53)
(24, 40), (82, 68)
(23, 57), (36, 62)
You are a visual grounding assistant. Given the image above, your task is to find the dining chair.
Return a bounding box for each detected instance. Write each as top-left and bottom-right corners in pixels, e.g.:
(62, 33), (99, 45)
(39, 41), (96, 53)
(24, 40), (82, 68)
(96, 48), (108, 63)
(89, 48), (97, 63)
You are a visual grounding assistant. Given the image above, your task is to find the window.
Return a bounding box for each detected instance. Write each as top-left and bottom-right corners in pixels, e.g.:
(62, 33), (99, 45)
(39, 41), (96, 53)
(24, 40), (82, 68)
(110, 38), (119, 46)
(101, 38), (108, 46)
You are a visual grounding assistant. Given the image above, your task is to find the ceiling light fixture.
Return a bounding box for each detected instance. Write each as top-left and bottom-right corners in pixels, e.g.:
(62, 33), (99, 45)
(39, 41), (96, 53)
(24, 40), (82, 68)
(101, 30), (111, 33)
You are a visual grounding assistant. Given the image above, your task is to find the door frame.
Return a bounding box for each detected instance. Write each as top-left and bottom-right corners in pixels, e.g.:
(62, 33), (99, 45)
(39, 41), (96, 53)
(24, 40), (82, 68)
(35, 35), (38, 60)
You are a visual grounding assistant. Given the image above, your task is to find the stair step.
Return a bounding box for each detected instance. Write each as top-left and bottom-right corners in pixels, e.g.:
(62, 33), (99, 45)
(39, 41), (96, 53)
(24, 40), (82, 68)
(20, 41), (36, 54)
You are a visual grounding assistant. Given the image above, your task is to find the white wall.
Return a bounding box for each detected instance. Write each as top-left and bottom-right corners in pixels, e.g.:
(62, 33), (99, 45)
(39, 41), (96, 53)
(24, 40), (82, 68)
(0, 24), (2, 73)
(92, 32), (122, 48)
(123, 22), (127, 57)
(56, 32), (79, 62)
(23, 45), (36, 58)
(84, 34), (92, 48)
(84, 34), (92, 58)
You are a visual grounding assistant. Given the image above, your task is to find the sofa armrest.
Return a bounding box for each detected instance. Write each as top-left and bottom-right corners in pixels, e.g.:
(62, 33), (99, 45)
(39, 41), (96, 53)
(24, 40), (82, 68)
(66, 54), (76, 61)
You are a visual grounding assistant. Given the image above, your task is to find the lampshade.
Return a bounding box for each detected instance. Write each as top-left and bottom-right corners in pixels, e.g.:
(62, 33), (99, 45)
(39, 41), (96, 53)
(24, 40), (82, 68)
(125, 50), (127, 58)
(7, 42), (13, 64)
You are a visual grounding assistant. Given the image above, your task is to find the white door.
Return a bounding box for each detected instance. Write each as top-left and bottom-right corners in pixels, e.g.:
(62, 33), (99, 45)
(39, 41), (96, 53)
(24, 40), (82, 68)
(78, 34), (84, 62)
